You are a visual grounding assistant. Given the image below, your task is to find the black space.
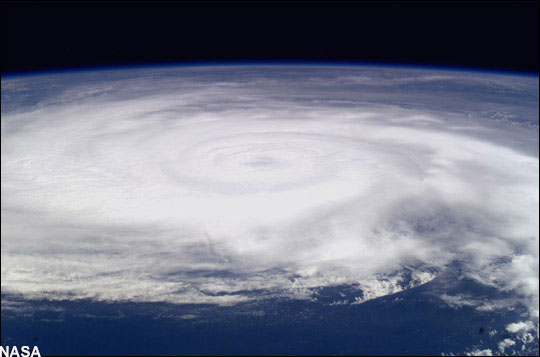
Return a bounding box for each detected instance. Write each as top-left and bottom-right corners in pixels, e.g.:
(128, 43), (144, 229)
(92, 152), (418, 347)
(1, 1), (539, 74)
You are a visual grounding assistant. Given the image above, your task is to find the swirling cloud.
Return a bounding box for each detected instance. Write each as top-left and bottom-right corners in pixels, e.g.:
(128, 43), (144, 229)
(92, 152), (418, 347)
(1, 67), (538, 323)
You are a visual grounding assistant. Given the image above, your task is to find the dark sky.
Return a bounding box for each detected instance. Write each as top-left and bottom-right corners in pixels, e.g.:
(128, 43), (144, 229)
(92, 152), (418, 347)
(2, 1), (539, 74)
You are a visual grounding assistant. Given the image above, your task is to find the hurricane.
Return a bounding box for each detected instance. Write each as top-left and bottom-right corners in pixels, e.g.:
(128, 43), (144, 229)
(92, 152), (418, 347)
(1, 65), (538, 354)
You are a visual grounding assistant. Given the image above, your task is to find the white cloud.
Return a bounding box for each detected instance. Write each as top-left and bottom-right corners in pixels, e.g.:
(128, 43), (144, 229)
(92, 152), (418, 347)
(506, 321), (534, 334)
(466, 348), (492, 356)
(505, 320), (538, 347)
(498, 338), (515, 353)
(1, 66), (538, 317)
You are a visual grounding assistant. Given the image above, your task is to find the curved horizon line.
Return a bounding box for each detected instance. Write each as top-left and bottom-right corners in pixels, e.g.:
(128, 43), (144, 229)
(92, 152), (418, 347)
(2, 59), (539, 79)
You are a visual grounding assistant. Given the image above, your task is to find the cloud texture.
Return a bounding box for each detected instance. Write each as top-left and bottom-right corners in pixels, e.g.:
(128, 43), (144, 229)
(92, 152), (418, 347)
(1, 66), (538, 327)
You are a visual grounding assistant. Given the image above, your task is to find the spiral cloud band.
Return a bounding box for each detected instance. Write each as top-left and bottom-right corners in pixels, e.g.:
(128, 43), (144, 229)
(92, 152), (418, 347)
(1, 66), (538, 329)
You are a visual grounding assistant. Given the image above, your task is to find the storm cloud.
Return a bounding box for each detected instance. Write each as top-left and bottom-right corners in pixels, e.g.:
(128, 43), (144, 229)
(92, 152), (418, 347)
(1, 66), (538, 333)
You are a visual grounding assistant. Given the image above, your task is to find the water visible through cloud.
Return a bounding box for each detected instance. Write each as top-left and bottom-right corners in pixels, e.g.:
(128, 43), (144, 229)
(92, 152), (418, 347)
(1, 66), (538, 339)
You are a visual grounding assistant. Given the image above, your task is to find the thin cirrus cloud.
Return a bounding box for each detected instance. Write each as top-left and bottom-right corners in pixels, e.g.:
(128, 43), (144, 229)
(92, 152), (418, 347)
(1, 66), (538, 325)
